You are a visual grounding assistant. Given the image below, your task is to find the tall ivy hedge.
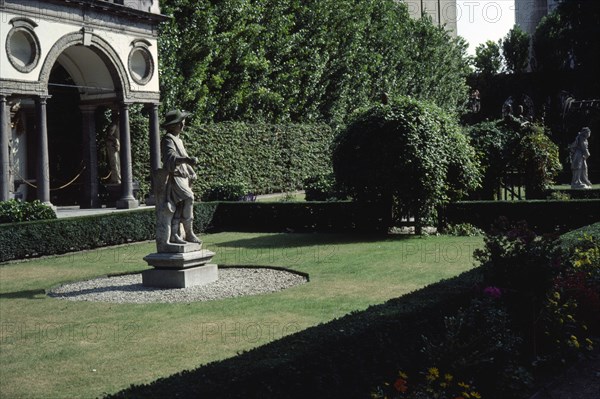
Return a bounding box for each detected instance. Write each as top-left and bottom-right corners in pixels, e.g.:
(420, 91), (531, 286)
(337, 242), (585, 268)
(182, 122), (334, 199)
(158, 0), (470, 125)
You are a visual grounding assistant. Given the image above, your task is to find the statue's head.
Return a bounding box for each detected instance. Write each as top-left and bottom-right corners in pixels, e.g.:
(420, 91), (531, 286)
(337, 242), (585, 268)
(162, 109), (191, 133)
(581, 127), (591, 138)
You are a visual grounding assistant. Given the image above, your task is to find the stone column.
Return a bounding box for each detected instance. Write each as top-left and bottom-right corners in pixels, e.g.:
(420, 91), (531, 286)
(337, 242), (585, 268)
(36, 96), (52, 206)
(116, 102), (139, 209)
(80, 105), (100, 208)
(145, 103), (160, 205)
(0, 95), (10, 201)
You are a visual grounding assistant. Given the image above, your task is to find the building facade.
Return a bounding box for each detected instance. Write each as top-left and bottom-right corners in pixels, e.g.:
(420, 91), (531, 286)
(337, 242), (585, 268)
(515, 0), (561, 37)
(0, 0), (167, 208)
(405, 0), (458, 36)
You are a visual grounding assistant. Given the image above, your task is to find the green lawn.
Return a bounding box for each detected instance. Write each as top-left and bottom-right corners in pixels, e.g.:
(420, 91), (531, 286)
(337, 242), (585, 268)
(0, 232), (482, 398)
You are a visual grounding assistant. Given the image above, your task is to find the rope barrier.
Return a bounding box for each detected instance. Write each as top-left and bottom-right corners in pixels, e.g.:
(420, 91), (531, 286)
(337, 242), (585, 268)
(12, 166), (87, 191)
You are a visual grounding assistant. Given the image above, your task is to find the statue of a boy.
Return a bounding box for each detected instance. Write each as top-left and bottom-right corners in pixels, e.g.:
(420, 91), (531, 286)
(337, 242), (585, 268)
(160, 109), (201, 244)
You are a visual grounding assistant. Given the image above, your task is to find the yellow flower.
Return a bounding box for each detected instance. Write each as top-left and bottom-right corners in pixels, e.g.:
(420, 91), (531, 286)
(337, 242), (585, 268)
(553, 292), (560, 301)
(458, 382), (470, 389)
(444, 373), (454, 382)
(398, 371), (408, 379)
(471, 391), (482, 398)
(428, 367), (440, 378)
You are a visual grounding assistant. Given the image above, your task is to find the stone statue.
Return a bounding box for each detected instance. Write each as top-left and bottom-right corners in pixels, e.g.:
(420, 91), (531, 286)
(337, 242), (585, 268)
(156, 109), (201, 248)
(105, 112), (121, 184)
(570, 127), (592, 189)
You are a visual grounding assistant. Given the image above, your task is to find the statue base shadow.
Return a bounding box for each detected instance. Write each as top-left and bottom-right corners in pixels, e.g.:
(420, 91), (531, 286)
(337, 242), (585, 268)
(143, 243), (218, 288)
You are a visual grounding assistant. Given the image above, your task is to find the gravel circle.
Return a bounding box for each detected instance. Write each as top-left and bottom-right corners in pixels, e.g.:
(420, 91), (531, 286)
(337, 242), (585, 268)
(47, 267), (308, 304)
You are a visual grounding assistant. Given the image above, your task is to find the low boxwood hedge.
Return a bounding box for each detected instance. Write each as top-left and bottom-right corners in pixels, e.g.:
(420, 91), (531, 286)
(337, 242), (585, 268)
(212, 201), (386, 233)
(440, 199), (600, 233)
(0, 202), (384, 262)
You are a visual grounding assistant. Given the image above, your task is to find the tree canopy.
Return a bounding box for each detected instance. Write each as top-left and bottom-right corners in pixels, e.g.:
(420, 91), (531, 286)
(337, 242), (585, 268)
(533, 0), (600, 73)
(502, 25), (530, 73)
(158, 0), (471, 124)
(473, 40), (503, 76)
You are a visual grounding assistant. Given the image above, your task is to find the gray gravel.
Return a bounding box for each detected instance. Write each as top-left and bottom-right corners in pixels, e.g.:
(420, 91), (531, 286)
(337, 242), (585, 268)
(47, 267), (308, 304)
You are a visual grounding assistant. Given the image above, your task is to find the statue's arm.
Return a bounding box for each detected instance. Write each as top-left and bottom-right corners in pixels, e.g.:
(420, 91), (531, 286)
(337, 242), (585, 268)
(162, 137), (197, 172)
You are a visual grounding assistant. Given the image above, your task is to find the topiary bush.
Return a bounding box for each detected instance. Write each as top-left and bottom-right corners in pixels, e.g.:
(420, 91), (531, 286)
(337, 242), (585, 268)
(0, 200), (56, 224)
(332, 97), (481, 231)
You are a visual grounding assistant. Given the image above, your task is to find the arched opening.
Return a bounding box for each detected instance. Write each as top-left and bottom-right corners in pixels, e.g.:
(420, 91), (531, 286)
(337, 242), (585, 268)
(43, 42), (123, 206)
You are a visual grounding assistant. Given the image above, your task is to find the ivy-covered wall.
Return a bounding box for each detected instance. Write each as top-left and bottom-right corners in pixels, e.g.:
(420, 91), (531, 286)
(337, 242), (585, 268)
(178, 122), (334, 199)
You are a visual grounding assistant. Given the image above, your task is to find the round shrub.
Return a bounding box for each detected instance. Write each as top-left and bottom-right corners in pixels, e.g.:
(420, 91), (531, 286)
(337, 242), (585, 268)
(332, 97), (481, 228)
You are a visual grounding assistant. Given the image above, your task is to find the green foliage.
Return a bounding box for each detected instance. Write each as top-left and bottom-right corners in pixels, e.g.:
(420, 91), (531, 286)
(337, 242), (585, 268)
(533, 0), (600, 74)
(502, 25), (530, 73)
(442, 200), (600, 233)
(203, 181), (250, 201)
(475, 220), (558, 298)
(465, 121), (561, 199)
(158, 0), (470, 124)
(440, 223), (484, 237)
(130, 105), (151, 201)
(303, 173), (347, 201)
(0, 204), (217, 262)
(182, 122), (334, 199)
(0, 200), (56, 224)
(464, 120), (513, 199)
(474, 40), (503, 75)
(332, 97), (481, 227)
(515, 124), (562, 199)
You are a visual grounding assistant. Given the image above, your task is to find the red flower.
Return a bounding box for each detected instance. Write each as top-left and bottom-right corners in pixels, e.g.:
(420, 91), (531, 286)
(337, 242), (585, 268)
(394, 378), (408, 393)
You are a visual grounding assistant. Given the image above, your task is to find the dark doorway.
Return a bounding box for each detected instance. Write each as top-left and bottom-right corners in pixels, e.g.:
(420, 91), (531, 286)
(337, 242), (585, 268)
(47, 64), (83, 205)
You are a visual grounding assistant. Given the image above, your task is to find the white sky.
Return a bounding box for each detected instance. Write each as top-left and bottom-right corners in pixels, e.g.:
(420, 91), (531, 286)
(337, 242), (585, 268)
(456, 0), (516, 55)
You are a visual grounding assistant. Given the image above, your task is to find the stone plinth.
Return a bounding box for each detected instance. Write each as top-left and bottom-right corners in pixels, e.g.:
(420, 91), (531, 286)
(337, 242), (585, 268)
(142, 263), (218, 288)
(143, 249), (215, 269)
(143, 247), (218, 288)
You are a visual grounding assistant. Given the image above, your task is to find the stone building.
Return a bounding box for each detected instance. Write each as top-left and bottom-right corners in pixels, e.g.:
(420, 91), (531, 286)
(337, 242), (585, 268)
(0, 0), (167, 208)
(405, 0), (458, 36)
(515, 0), (561, 37)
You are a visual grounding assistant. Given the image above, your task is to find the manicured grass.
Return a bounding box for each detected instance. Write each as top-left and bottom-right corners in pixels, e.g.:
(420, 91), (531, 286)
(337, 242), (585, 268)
(0, 233), (482, 398)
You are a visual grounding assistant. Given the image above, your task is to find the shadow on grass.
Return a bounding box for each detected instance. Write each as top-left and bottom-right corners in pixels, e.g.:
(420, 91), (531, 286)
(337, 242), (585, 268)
(106, 269), (482, 399)
(0, 289), (47, 300)
(215, 232), (413, 249)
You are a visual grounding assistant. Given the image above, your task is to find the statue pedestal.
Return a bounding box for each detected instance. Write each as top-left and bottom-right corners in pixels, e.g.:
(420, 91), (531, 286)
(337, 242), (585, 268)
(143, 247), (218, 288)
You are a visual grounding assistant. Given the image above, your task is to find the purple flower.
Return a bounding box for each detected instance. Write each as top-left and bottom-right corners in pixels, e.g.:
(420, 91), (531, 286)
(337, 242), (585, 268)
(483, 286), (502, 299)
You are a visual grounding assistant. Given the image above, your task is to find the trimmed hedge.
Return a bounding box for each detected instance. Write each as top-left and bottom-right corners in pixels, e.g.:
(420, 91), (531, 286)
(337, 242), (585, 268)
(3, 200), (597, 262)
(0, 202), (383, 262)
(0, 204), (219, 263)
(545, 188), (600, 200)
(184, 122), (334, 200)
(440, 199), (600, 233)
(212, 201), (386, 233)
